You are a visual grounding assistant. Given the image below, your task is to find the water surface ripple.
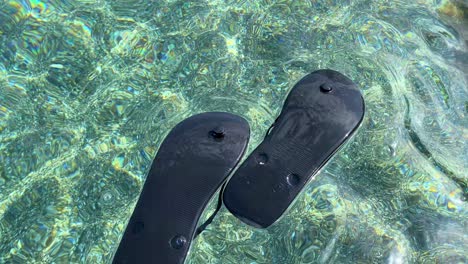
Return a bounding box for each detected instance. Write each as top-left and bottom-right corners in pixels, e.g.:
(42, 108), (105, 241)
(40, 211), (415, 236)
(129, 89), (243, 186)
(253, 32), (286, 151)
(0, 0), (466, 263)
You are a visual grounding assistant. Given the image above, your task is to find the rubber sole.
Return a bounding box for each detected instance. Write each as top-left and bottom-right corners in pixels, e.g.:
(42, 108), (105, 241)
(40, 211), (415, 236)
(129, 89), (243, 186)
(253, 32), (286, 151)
(113, 112), (250, 264)
(223, 69), (365, 228)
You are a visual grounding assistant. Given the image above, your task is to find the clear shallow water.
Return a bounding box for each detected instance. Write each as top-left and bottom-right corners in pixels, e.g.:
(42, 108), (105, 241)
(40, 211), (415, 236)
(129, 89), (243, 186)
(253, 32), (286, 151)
(0, 0), (467, 263)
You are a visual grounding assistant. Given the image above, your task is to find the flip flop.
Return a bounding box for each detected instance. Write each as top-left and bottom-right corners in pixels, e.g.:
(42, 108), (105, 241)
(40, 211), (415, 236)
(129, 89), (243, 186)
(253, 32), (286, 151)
(223, 69), (365, 228)
(113, 112), (250, 264)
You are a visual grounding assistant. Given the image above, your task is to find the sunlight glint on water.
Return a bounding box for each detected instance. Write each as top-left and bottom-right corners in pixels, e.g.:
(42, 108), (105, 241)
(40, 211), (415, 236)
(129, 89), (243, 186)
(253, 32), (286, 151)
(0, 0), (466, 263)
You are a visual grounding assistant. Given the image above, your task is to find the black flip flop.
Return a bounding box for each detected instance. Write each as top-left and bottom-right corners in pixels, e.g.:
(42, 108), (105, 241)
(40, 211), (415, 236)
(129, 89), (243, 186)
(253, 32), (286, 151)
(223, 69), (365, 228)
(113, 112), (250, 264)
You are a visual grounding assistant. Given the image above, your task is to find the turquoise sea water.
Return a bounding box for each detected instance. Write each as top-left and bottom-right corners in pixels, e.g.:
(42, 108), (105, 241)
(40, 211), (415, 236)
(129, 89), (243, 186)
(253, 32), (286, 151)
(0, 0), (467, 263)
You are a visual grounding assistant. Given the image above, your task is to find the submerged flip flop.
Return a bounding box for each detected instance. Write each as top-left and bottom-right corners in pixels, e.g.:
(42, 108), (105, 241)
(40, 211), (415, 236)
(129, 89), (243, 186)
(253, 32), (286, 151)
(113, 112), (250, 264)
(223, 69), (365, 228)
